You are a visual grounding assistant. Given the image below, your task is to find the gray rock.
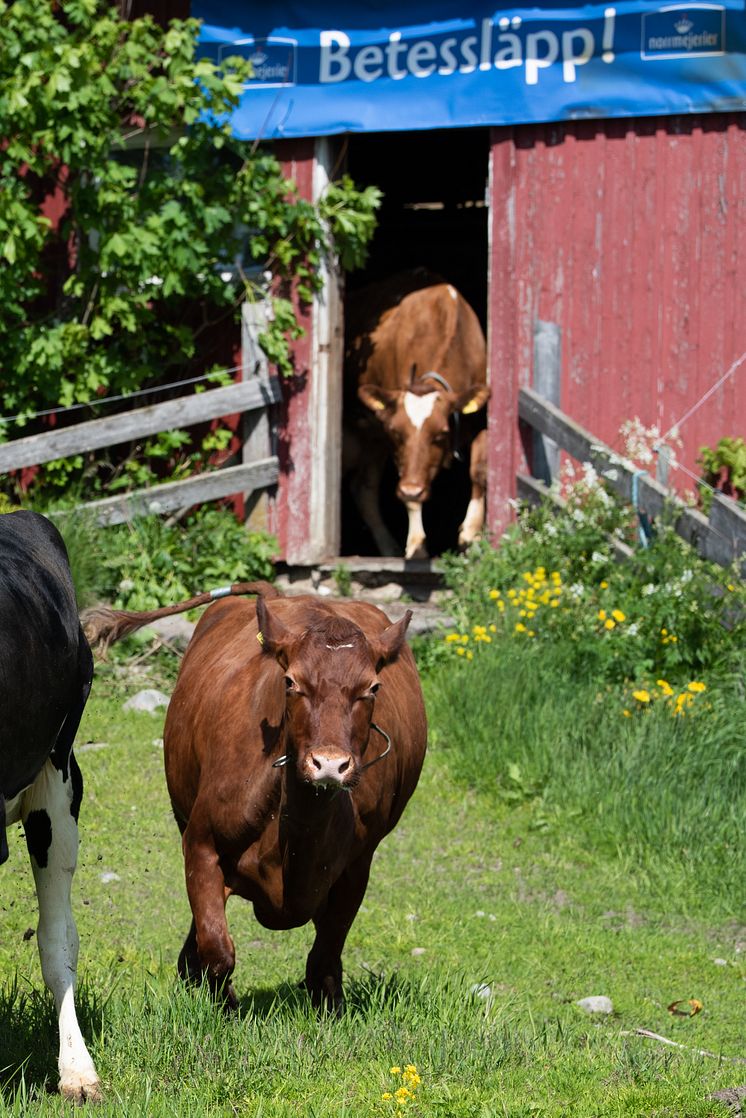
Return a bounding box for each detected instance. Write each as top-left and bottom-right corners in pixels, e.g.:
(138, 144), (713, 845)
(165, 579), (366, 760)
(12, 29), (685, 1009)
(123, 689), (170, 714)
(149, 615), (196, 651)
(576, 995), (614, 1015)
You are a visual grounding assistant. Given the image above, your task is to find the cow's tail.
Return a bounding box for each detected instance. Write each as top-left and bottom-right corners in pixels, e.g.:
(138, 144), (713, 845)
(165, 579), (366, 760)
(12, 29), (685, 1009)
(81, 580), (280, 655)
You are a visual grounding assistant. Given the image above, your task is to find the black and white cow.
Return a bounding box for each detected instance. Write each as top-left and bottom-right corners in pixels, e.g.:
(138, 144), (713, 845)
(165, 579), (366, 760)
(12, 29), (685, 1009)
(0, 511), (101, 1103)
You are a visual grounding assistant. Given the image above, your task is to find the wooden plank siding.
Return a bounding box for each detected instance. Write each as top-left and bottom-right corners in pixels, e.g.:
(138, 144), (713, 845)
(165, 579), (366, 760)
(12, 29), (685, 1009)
(487, 114), (746, 538)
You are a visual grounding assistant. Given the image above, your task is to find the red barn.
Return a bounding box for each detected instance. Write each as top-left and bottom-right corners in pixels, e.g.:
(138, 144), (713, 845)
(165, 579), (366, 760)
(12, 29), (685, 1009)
(142, 2), (746, 562)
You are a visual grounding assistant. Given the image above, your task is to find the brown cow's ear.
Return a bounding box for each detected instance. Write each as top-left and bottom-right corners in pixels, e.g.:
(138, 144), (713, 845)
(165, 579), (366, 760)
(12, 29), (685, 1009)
(456, 384), (490, 415)
(370, 610), (412, 669)
(256, 597), (291, 669)
(358, 384), (398, 414)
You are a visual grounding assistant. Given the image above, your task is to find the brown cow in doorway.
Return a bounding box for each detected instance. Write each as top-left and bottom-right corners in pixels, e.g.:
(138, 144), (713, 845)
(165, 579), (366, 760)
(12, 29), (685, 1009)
(344, 270), (490, 558)
(84, 585), (426, 1012)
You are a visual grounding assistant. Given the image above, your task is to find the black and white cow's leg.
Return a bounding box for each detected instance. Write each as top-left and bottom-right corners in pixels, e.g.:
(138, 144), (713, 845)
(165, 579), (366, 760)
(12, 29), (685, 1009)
(22, 758), (101, 1103)
(349, 455), (402, 557)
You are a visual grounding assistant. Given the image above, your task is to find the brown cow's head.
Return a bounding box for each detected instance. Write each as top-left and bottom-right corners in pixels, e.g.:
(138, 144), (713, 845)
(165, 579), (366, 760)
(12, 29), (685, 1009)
(256, 598), (411, 790)
(358, 382), (490, 505)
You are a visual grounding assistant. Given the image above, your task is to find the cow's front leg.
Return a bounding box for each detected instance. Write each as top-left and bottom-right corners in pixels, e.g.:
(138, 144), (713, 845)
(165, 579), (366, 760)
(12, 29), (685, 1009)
(404, 501), (428, 559)
(181, 820), (237, 1009)
(305, 858), (372, 1015)
(24, 758), (102, 1104)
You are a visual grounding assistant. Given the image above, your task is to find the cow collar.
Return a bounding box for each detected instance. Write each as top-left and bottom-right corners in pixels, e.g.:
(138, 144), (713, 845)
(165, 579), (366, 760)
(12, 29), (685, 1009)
(271, 721), (392, 772)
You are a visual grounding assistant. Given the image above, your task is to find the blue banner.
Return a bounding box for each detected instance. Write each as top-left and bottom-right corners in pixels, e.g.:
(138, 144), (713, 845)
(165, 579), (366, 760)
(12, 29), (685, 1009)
(193, 2), (746, 138)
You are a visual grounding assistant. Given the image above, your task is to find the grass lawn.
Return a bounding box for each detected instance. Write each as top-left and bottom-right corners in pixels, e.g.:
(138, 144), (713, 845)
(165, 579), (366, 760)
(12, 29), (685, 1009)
(0, 653), (743, 1116)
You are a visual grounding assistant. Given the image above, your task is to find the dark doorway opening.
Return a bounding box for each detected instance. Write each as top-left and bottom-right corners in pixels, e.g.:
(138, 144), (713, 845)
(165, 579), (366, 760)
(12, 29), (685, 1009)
(341, 127), (490, 558)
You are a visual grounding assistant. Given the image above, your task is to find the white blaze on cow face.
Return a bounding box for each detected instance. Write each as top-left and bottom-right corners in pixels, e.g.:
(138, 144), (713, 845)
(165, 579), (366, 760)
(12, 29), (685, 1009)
(403, 390), (438, 430)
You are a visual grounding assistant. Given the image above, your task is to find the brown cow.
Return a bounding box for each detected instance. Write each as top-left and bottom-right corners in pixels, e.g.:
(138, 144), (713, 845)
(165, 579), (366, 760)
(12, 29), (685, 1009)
(344, 271), (490, 559)
(84, 586), (426, 1012)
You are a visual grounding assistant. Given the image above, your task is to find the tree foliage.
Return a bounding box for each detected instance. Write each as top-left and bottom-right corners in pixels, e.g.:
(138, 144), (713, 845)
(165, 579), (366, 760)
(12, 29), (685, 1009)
(0, 0), (381, 447)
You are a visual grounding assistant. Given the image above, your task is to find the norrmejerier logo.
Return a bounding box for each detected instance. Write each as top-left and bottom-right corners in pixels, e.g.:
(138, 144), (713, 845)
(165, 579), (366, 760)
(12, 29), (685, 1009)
(218, 37), (297, 87)
(641, 4), (725, 59)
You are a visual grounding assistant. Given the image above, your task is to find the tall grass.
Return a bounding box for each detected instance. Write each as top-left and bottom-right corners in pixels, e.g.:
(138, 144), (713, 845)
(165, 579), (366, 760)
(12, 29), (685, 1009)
(423, 638), (746, 917)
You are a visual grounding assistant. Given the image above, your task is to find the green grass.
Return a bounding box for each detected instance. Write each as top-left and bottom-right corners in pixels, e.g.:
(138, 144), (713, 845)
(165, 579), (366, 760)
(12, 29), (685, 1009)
(0, 650), (744, 1116)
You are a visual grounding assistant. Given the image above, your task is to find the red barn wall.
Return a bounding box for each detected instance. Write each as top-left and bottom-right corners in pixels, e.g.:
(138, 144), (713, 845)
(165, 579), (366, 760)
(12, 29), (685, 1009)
(488, 113), (746, 536)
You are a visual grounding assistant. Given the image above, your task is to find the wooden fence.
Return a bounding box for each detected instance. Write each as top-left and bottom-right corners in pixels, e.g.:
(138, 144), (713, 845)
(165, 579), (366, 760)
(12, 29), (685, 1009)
(518, 385), (746, 576)
(0, 304), (280, 526)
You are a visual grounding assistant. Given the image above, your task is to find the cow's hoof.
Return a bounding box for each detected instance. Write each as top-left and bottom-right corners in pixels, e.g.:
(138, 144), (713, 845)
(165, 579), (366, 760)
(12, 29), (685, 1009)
(404, 543), (429, 560)
(59, 1072), (103, 1105)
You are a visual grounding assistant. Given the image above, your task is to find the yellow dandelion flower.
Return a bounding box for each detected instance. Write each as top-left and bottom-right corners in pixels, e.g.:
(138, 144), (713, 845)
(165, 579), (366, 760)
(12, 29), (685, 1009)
(497, 600), (505, 612)
(550, 599), (559, 608)
(515, 622), (526, 633)
(727, 583), (735, 591)
(687, 681), (706, 693)
(394, 1087), (412, 1101)
(633, 689), (651, 703)
(489, 588), (501, 599)
(519, 609), (527, 617)
(551, 571), (561, 582)
(622, 709), (631, 717)
(657, 679), (673, 695)
(466, 650), (474, 660)
(390, 1067), (401, 1076)
(600, 580), (609, 589)
(489, 623), (497, 633)
(604, 619), (616, 630)
(598, 609), (607, 621)
(527, 630), (536, 637)
(382, 1093), (393, 1101)
(461, 634), (469, 644)
(404, 1065), (418, 1076)
(445, 633), (461, 643)
(661, 628), (668, 636)
(612, 609), (626, 623)
(456, 647), (466, 656)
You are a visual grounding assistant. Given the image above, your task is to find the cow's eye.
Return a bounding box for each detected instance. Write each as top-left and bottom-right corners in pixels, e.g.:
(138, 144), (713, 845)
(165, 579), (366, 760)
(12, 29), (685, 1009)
(360, 682), (381, 700)
(284, 676), (297, 692)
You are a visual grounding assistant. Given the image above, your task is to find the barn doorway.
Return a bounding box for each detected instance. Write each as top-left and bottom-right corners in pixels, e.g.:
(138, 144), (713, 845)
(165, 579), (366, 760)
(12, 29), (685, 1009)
(340, 127), (490, 557)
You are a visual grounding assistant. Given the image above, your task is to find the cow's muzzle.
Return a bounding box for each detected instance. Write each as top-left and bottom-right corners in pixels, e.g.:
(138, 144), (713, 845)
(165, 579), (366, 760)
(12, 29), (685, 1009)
(397, 481), (427, 503)
(304, 750), (357, 789)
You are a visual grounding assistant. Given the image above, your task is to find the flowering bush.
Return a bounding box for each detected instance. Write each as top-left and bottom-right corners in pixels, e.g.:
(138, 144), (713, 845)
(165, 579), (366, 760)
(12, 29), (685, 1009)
(439, 464), (745, 693)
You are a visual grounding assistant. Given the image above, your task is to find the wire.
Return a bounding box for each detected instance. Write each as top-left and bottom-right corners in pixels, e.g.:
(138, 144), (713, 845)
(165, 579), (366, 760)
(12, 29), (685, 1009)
(658, 349), (746, 446)
(0, 364), (244, 428)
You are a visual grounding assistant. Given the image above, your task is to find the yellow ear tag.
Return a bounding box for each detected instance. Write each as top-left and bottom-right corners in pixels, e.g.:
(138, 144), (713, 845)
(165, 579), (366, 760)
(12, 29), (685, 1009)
(256, 630), (264, 645)
(372, 399), (386, 411)
(462, 400), (479, 415)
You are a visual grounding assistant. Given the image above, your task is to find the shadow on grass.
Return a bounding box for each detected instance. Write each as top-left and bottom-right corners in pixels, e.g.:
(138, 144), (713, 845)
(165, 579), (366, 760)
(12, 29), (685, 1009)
(234, 968), (421, 1022)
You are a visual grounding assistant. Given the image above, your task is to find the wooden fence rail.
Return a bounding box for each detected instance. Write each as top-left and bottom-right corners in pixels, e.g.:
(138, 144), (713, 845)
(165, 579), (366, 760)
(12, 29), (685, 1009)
(0, 353), (282, 525)
(518, 386), (746, 575)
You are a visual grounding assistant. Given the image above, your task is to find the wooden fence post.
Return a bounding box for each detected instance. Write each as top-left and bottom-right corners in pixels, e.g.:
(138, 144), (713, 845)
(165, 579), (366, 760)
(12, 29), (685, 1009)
(241, 300), (274, 528)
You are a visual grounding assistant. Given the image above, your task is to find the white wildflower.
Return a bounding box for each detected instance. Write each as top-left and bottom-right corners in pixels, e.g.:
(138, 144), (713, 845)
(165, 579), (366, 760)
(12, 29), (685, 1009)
(572, 508), (586, 524)
(568, 583), (585, 599)
(591, 551), (606, 564)
(642, 584), (656, 596)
